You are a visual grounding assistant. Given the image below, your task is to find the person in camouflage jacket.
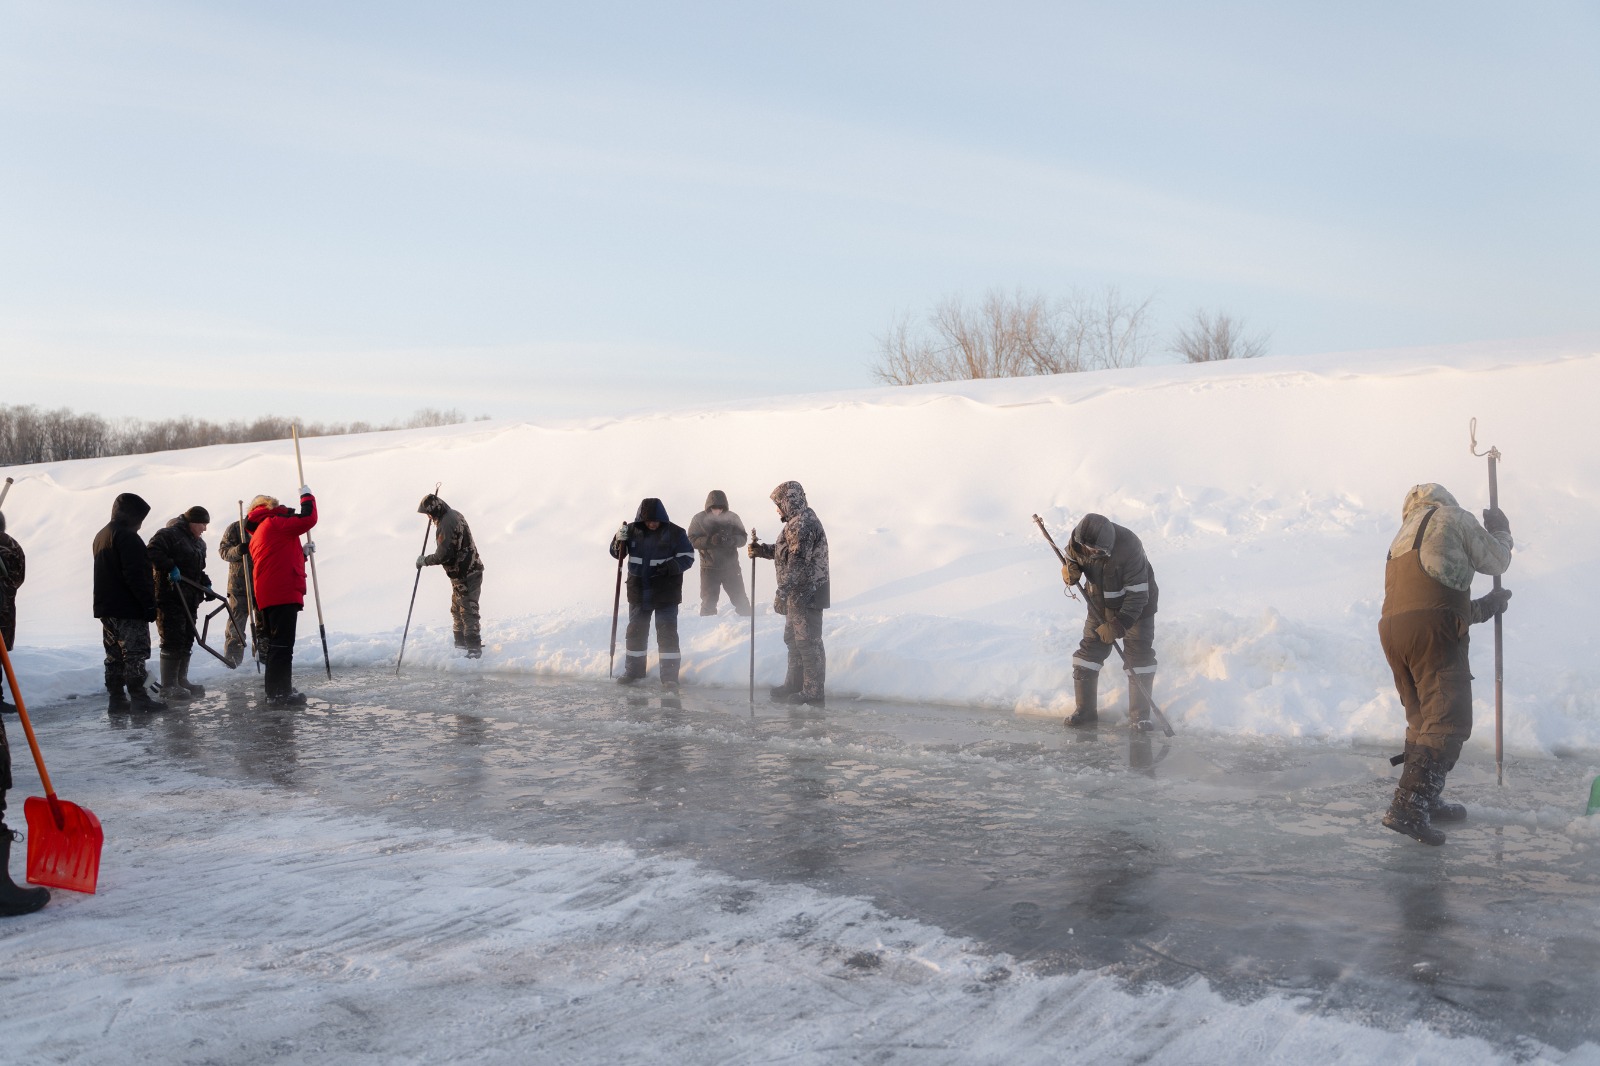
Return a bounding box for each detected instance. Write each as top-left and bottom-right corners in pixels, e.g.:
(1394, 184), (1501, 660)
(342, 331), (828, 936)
(749, 481), (829, 705)
(147, 505), (213, 701)
(1062, 513), (1159, 731)
(687, 490), (750, 616)
(417, 493), (485, 657)
(217, 517), (263, 668)
(0, 510), (23, 713)
(1378, 483), (1513, 846)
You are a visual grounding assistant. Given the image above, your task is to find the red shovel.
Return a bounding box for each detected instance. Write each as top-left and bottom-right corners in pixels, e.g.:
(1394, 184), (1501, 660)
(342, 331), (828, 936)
(0, 639), (102, 893)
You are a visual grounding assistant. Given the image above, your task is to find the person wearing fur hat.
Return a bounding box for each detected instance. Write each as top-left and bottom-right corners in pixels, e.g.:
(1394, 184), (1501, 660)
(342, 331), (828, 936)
(687, 490), (751, 617)
(246, 487), (318, 706)
(0, 510), (24, 714)
(147, 505), (213, 701)
(1378, 483), (1513, 846)
(748, 481), (830, 705)
(93, 492), (165, 713)
(415, 493), (485, 657)
(609, 498), (695, 687)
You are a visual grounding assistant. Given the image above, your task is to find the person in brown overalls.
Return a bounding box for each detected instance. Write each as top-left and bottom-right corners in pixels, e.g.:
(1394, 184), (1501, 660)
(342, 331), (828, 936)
(1379, 483), (1512, 845)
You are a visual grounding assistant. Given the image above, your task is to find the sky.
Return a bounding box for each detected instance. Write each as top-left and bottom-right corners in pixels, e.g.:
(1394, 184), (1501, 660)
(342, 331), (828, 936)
(2, 0), (1596, 424)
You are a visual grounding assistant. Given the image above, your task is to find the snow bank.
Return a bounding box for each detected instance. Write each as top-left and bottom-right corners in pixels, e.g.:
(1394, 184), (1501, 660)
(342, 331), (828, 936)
(5, 339), (1599, 754)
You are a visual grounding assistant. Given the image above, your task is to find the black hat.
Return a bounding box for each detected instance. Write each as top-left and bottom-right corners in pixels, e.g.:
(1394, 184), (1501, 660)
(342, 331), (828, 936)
(184, 505), (211, 524)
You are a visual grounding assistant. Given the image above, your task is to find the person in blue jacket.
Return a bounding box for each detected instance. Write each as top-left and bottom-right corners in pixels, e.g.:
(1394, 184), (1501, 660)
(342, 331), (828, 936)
(609, 498), (695, 688)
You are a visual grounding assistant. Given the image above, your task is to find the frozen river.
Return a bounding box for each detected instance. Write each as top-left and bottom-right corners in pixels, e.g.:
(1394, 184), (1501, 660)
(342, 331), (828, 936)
(6, 668), (1599, 1062)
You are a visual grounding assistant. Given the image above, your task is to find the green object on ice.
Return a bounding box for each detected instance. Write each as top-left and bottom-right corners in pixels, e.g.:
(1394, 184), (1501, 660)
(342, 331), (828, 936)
(1588, 776), (1600, 816)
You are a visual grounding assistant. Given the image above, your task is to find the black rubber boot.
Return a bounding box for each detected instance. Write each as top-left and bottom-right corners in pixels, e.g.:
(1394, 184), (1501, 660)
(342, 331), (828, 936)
(128, 680), (168, 713)
(1127, 671), (1158, 733)
(158, 655), (192, 703)
(266, 690), (308, 707)
(1065, 668), (1098, 728)
(0, 828), (49, 918)
(769, 650), (803, 700)
(1383, 746), (1446, 845)
(1429, 795), (1468, 822)
(105, 665), (131, 714)
(177, 655), (205, 697)
(453, 630), (467, 650)
(660, 656), (681, 691)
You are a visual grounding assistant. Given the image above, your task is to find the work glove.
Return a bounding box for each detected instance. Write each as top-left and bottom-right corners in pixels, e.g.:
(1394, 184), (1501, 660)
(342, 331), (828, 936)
(1095, 619), (1124, 645)
(416, 554), (427, 569)
(299, 484), (312, 498)
(661, 559), (682, 577)
(747, 539), (761, 559)
(1473, 587), (1512, 622)
(302, 542), (316, 558)
(1482, 507), (1511, 536)
(168, 566), (182, 583)
(614, 522), (629, 546)
(1061, 561), (1081, 586)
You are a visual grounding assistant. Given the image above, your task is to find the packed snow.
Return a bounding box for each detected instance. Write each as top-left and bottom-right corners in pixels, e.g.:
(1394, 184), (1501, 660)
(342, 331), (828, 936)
(7, 339), (1599, 754)
(4, 339), (1600, 1063)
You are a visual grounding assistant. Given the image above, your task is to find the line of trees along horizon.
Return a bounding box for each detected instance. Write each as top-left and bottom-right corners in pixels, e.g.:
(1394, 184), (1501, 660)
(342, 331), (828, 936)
(0, 406), (487, 466)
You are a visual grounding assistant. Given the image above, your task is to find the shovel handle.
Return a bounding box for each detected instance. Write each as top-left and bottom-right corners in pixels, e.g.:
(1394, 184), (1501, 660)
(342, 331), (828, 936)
(0, 635), (58, 803)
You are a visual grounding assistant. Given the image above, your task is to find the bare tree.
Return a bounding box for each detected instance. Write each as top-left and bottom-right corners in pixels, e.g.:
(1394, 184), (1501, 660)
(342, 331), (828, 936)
(871, 286), (1150, 385)
(1172, 309), (1270, 363)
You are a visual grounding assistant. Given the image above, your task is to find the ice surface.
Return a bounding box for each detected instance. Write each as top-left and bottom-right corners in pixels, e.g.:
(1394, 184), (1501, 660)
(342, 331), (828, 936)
(3, 671), (1598, 1062)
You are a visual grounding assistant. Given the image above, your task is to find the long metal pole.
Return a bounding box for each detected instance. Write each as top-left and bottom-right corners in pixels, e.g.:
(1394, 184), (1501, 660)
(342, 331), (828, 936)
(291, 425), (333, 680)
(238, 500), (262, 670)
(1471, 419), (1506, 787)
(396, 516), (434, 675)
(0, 476), (13, 508)
(748, 528), (757, 704)
(1488, 449), (1505, 786)
(608, 527), (626, 678)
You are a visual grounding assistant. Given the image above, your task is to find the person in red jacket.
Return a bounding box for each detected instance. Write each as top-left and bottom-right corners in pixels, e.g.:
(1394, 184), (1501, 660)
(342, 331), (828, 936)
(245, 486), (317, 706)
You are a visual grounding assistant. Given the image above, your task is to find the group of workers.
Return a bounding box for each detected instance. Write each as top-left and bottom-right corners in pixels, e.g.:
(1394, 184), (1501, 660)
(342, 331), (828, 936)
(0, 471), (1515, 919)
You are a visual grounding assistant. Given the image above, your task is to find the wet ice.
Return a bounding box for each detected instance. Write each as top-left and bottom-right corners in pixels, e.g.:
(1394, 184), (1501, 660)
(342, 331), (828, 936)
(3, 670), (1596, 1062)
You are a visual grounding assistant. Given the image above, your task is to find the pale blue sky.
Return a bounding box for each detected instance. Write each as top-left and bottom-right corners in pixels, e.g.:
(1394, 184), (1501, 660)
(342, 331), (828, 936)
(3, 1), (1596, 422)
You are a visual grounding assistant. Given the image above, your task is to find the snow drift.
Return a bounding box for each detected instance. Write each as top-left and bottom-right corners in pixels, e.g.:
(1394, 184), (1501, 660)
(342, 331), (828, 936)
(5, 339), (1598, 755)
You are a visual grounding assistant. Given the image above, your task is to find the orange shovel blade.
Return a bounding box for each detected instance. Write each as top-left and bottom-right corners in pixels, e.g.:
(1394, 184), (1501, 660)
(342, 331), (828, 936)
(24, 795), (103, 894)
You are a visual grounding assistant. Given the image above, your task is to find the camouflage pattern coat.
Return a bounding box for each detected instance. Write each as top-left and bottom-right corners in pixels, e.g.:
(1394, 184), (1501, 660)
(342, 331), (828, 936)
(0, 513), (23, 648)
(752, 481), (830, 614)
(419, 495), (484, 580)
(217, 519), (254, 607)
(1384, 484), (1511, 595)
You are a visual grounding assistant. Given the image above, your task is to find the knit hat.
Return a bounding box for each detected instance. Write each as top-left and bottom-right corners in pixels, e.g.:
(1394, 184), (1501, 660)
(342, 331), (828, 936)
(183, 505), (211, 524)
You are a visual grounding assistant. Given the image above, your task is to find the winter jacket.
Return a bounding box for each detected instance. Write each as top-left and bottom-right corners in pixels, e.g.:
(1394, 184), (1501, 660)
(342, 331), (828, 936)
(217, 519), (254, 604)
(148, 515), (210, 607)
(0, 512), (23, 597)
(93, 493), (156, 620)
(247, 492), (317, 610)
(751, 481), (830, 614)
(418, 494), (484, 579)
(1384, 484), (1512, 595)
(687, 490), (748, 570)
(609, 498), (694, 607)
(1065, 513), (1158, 631)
